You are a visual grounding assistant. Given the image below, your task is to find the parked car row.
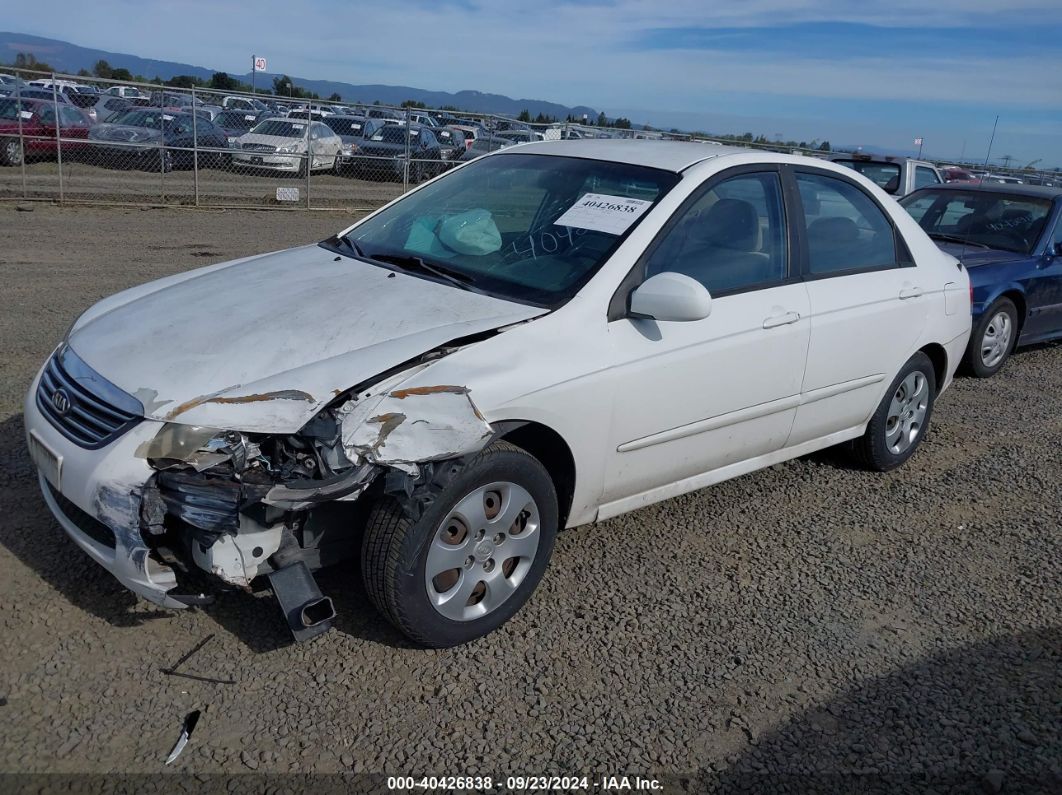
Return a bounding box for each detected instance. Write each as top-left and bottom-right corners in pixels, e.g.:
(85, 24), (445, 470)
(0, 89), (524, 178)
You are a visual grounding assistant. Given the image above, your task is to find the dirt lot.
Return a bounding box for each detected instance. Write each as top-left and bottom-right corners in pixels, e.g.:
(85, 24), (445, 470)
(0, 202), (1059, 792)
(0, 157), (407, 209)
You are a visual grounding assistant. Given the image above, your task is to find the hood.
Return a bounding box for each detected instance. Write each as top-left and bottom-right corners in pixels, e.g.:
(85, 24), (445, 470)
(933, 240), (1030, 268)
(67, 245), (546, 433)
(238, 133), (303, 148)
(89, 123), (163, 143)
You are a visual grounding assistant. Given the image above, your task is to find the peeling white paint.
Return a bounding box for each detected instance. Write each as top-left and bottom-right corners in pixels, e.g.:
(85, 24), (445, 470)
(340, 381), (493, 472)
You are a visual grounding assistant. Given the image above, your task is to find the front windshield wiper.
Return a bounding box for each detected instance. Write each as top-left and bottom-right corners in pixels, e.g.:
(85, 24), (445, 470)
(366, 252), (479, 291)
(927, 233), (991, 249)
(325, 233), (366, 259)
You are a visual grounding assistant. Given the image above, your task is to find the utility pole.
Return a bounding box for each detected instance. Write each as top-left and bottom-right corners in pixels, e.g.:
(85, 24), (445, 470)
(251, 54), (256, 94)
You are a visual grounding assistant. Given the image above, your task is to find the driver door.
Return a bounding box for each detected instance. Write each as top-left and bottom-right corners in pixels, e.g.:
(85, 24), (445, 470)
(602, 168), (811, 506)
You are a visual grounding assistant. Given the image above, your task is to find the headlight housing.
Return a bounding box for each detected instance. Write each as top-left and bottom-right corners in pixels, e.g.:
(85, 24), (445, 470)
(138, 423), (268, 475)
(277, 142), (303, 154)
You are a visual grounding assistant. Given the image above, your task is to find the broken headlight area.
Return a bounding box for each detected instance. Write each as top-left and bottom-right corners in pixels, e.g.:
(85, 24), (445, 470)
(136, 412), (378, 590)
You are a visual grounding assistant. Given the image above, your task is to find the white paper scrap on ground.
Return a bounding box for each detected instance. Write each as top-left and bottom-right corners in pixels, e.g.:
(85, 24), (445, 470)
(554, 193), (652, 235)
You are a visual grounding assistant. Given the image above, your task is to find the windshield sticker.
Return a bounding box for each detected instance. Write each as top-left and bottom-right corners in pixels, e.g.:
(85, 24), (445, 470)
(19, 110), (33, 119)
(162, 114), (174, 121)
(554, 193), (652, 235)
(291, 124), (304, 130)
(245, 115), (256, 121)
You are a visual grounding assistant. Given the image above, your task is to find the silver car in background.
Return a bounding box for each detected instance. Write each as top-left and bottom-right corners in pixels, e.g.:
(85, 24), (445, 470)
(231, 118), (342, 175)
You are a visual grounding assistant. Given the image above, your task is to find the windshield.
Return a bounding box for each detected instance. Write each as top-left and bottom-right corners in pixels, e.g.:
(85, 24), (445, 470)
(328, 153), (679, 305)
(900, 189), (1052, 254)
(250, 119), (307, 138)
(216, 111), (258, 129)
(371, 126), (418, 143)
(833, 159), (902, 192)
(0, 99), (36, 120)
(324, 116), (365, 136)
(112, 110), (175, 129)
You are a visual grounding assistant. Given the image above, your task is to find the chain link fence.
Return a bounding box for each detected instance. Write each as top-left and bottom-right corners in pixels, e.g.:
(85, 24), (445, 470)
(1, 68), (1057, 212)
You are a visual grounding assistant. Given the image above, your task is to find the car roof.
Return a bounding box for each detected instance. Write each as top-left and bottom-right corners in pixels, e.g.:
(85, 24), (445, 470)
(490, 139), (753, 172)
(914, 181), (1062, 200)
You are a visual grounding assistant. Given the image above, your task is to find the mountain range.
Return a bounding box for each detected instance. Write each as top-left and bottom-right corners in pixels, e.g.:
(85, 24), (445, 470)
(0, 31), (598, 120)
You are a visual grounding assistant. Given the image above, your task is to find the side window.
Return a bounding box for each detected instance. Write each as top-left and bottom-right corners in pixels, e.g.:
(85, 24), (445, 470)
(38, 105), (56, 125)
(59, 106), (83, 125)
(796, 172), (897, 275)
(644, 172), (788, 295)
(1053, 214), (1062, 252)
(915, 166), (941, 189)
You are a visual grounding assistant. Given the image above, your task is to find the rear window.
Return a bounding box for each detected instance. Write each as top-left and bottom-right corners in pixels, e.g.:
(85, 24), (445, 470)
(833, 160), (902, 193)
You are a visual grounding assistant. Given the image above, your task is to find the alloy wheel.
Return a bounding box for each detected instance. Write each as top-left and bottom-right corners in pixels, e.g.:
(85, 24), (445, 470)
(424, 481), (541, 622)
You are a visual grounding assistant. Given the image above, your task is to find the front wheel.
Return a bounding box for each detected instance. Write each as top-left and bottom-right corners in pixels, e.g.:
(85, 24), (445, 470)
(853, 352), (936, 471)
(1, 137), (23, 167)
(963, 297), (1018, 378)
(361, 442), (558, 647)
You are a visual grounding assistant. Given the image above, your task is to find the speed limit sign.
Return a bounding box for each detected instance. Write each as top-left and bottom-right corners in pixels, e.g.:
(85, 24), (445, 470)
(253, 56), (267, 71)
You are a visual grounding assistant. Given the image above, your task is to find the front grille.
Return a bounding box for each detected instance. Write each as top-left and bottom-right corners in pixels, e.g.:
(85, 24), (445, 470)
(36, 346), (142, 449)
(241, 143), (276, 152)
(46, 481), (117, 549)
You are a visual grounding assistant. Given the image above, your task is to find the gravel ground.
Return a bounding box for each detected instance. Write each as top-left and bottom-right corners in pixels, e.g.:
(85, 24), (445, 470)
(0, 202), (1059, 793)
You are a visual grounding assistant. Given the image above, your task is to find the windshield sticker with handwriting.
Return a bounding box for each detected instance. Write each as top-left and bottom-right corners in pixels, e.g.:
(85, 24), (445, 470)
(554, 193), (652, 235)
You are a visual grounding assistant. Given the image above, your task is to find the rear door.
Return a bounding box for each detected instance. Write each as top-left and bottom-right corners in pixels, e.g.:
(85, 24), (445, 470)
(787, 167), (929, 446)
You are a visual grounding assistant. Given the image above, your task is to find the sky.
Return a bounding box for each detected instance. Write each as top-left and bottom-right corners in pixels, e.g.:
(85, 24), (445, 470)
(7, 0), (1062, 166)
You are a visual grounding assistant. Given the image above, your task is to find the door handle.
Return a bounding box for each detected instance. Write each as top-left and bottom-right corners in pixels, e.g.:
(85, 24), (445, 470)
(899, 286), (923, 300)
(763, 311), (801, 329)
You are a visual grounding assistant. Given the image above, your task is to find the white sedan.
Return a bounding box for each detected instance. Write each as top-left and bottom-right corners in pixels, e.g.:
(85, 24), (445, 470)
(24, 141), (971, 646)
(231, 118), (341, 175)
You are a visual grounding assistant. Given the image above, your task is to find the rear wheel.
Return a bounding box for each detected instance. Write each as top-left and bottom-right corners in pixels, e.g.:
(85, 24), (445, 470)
(853, 352), (936, 471)
(963, 297), (1018, 378)
(361, 442), (558, 647)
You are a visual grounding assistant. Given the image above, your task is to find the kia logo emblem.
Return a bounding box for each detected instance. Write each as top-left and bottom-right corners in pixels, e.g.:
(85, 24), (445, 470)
(51, 388), (71, 416)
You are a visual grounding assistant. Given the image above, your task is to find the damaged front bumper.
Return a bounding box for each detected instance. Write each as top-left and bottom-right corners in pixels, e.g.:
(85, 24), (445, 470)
(24, 358), (496, 626)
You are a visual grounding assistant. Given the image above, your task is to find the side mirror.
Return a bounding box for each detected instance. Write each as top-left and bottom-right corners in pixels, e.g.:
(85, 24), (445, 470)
(629, 272), (712, 322)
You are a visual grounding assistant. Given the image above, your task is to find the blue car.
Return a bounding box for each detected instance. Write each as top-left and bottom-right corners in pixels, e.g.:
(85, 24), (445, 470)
(900, 183), (1062, 376)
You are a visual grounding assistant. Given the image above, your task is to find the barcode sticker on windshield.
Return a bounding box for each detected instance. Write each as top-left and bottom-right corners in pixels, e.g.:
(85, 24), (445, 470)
(555, 193), (652, 235)
(19, 110), (33, 120)
(245, 115), (256, 121)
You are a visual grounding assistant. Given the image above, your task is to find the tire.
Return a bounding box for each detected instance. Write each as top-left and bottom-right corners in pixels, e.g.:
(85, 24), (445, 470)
(296, 156), (308, 178)
(361, 441), (558, 647)
(1, 137), (23, 167)
(153, 149), (172, 173)
(332, 151), (344, 176)
(853, 352), (936, 472)
(962, 297), (1018, 378)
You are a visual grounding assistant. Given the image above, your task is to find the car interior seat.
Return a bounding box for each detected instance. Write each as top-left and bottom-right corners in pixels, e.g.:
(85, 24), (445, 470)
(657, 198), (777, 292)
(806, 216), (860, 272)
